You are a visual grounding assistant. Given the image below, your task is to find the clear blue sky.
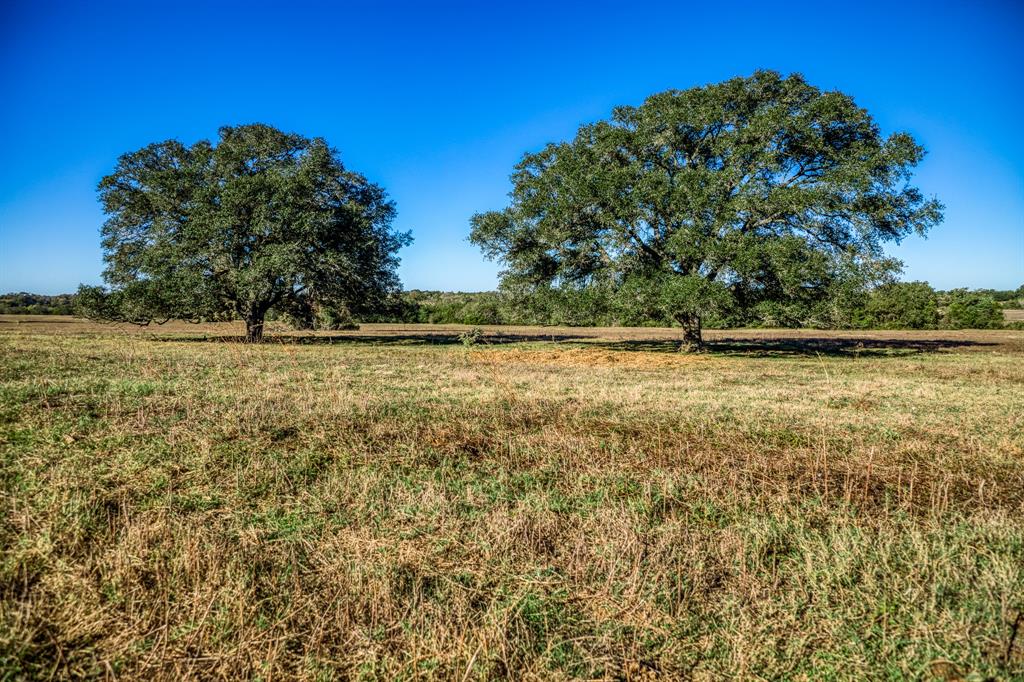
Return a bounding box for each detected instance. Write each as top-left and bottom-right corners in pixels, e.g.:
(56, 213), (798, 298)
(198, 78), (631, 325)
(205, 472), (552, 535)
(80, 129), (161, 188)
(1, 0), (1022, 294)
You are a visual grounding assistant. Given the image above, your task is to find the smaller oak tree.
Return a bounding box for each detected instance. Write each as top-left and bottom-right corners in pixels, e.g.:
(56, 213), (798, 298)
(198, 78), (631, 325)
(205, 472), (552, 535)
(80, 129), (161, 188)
(78, 124), (410, 342)
(470, 71), (943, 348)
(864, 281), (939, 329)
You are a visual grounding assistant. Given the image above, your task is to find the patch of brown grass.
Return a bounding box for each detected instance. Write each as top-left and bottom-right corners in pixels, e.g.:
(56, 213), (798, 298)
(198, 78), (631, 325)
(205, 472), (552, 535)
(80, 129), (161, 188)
(469, 347), (711, 369)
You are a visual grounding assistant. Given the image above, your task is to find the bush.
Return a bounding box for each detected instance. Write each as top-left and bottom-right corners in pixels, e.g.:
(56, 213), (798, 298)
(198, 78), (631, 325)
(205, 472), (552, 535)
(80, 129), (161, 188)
(400, 291), (505, 325)
(314, 305), (359, 331)
(942, 289), (1004, 329)
(864, 281), (939, 329)
(458, 327), (484, 346)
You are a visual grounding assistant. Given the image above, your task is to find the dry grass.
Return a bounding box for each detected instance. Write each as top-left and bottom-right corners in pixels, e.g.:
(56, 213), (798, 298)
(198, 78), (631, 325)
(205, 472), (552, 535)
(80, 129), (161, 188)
(1004, 309), (1024, 322)
(1, 318), (1022, 679)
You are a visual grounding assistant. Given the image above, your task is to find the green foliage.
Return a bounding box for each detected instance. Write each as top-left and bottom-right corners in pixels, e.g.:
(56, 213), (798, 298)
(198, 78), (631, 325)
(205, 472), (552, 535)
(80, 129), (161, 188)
(863, 281), (939, 329)
(0, 292), (76, 315)
(10, 282), (1010, 333)
(458, 327), (484, 346)
(471, 71), (943, 345)
(79, 124), (410, 341)
(972, 286), (1024, 303)
(392, 291), (505, 326)
(342, 281), (1006, 332)
(498, 283), (628, 327)
(272, 298), (359, 331)
(312, 305), (359, 331)
(941, 289), (1005, 329)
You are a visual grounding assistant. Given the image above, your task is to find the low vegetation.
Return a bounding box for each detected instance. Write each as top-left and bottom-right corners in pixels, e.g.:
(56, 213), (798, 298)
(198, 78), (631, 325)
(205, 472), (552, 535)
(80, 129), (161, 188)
(16, 285), (1020, 332)
(0, 293), (76, 316)
(1, 318), (1022, 679)
(382, 285), (1022, 330)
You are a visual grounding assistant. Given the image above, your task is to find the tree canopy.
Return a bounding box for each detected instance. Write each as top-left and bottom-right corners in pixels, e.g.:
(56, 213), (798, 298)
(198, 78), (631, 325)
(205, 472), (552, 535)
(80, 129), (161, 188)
(78, 124), (410, 341)
(470, 71), (943, 347)
(942, 289), (1005, 329)
(863, 281), (939, 329)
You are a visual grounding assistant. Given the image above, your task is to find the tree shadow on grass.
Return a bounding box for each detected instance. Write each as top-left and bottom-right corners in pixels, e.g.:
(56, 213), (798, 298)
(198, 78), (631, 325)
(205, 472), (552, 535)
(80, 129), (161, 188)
(162, 331), (596, 346)
(601, 336), (996, 358)
(160, 330), (996, 358)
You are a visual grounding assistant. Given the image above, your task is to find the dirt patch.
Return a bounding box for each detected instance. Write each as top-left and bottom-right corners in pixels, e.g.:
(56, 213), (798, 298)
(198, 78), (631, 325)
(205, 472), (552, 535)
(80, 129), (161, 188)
(469, 346), (710, 369)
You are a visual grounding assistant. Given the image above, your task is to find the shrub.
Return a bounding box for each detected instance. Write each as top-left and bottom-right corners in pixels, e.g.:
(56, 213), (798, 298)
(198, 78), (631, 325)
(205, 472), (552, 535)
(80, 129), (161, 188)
(314, 305), (359, 331)
(942, 289), (1004, 329)
(864, 281), (939, 329)
(458, 327), (484, 346)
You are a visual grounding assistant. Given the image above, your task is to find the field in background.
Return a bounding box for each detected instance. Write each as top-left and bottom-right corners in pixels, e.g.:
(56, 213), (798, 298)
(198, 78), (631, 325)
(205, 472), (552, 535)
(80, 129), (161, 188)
(1, 318), (1022, 679)
(1005, 308), (1024, 322)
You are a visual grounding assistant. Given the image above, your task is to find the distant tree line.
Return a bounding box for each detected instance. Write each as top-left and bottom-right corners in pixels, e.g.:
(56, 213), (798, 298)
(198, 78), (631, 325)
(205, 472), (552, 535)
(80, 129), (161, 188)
(367, 282), (1022, 330)
(5, 283), (1021, 330)
(0, 292), (76, 315)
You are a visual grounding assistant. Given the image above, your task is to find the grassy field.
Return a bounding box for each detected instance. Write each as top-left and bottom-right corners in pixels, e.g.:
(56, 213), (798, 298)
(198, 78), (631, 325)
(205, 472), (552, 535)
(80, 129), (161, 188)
(1005, 309), (1024, 323)
(1, 317), (1022, 680)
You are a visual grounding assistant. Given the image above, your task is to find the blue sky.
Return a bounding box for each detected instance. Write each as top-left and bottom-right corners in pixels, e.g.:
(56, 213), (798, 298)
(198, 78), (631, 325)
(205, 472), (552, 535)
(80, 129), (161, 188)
(1, 0), (1021, 294)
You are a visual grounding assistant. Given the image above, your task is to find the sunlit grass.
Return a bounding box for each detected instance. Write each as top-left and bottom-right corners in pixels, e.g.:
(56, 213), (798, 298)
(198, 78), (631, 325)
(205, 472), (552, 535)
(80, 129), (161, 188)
(1, 321), (1022, 679)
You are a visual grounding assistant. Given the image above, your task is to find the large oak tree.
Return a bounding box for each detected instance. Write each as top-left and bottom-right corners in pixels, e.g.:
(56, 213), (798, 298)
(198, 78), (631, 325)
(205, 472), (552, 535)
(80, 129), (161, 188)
(79, 124), (410, 342)
(470, 71), (943, 347)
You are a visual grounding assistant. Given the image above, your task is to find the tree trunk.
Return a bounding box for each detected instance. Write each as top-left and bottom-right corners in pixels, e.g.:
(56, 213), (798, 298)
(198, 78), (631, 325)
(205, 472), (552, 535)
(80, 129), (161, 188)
(245, 313), (265, 343)
(676, 313), (704, 352)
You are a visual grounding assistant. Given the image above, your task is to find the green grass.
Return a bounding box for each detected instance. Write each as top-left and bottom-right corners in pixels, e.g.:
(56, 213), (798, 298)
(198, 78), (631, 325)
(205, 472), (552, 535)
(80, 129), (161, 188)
(1, 323), (1022, 679)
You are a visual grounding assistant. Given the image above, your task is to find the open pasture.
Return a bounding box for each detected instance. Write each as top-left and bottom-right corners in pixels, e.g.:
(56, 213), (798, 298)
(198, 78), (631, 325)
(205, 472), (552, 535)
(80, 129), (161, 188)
(1, 318), (1022, 679)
